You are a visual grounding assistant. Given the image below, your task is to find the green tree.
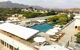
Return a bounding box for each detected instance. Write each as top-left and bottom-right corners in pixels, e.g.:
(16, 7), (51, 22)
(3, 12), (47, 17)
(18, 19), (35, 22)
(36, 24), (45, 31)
(47, 10), (56, 15)
(75, 32), (80, 43)
(47, 14), (69, 25)
(58, 17), (67, 24)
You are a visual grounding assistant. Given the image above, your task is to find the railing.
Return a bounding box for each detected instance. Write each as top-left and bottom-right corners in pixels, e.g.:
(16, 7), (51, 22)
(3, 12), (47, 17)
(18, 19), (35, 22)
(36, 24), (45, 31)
(60, 19), (75, 31)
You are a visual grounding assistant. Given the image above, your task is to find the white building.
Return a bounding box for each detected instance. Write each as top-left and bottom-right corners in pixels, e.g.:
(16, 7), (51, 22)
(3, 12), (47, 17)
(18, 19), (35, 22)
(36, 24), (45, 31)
(7, 16), (20, 22)
(74, 15), (80, 26)
(0, 23), (39, 50)
(73, 15), (80, 31)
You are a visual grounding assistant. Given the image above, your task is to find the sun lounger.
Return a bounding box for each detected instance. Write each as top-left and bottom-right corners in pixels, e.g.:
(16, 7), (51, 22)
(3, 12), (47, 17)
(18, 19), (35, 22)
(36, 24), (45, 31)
(50, 38), (57, 42)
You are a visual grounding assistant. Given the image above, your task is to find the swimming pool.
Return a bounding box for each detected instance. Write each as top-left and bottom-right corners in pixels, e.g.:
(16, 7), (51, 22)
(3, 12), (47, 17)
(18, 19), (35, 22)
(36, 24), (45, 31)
(32, 23), (53, 32)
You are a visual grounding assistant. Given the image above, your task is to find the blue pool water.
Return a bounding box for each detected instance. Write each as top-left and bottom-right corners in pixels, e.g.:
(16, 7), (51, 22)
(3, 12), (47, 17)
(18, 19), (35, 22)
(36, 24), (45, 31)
(32, 23), (53, 32)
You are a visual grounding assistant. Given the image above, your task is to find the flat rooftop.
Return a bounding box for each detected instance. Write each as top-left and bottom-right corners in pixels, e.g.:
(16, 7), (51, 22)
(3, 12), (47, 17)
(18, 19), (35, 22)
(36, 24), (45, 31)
(0, 23), (39, 40)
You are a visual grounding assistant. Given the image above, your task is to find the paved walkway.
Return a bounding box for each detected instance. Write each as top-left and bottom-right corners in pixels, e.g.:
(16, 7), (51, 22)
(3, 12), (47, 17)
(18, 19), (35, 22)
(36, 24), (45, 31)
(58, 20), (76, 45)
(58, 19), (80, 50)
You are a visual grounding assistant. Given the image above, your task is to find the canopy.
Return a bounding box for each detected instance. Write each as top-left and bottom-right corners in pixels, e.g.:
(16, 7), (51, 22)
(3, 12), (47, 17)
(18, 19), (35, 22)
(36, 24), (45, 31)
(34, 37), (46, 42)
(39, 45), (69, 50)
(0, 23), (39, 40)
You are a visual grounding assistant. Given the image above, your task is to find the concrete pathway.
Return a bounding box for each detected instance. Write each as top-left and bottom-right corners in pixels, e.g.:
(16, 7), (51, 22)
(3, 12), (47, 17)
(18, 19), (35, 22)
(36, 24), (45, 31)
(58, 20), (76, 46)
(58, 19), (80, 50)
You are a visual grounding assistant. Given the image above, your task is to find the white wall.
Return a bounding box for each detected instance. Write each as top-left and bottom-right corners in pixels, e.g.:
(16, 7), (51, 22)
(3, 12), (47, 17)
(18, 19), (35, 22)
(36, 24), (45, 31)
(0, 33), (34, 50)
(74, 19), (80, 26)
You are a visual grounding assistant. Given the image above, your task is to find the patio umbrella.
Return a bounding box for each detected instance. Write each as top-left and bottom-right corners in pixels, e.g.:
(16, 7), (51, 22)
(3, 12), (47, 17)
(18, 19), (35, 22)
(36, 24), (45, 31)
(34, 37), (46, 42)
(54, 27), (61, 30)
(46, 29), (58, 35)
(39, 45), (69, 50)
(51, 29), (58, 33)
(46, 30), (56, 35)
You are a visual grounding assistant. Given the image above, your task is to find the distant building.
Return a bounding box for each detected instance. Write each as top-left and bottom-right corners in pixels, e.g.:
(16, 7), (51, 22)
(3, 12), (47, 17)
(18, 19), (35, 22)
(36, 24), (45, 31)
(7, 16), (20, 22)
(6, 14), (26, 23)
(21, 9), (29, 12)
(21, 8), (48, 13)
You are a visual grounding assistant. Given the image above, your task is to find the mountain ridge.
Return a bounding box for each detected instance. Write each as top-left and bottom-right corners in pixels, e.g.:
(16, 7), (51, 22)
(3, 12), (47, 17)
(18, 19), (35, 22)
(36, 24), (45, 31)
(0, 1), (44, 9)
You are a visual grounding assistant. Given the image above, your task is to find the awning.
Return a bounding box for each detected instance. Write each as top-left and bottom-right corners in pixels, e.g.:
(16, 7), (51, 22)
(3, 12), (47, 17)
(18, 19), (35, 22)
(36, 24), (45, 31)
(0, 23), (39, 40)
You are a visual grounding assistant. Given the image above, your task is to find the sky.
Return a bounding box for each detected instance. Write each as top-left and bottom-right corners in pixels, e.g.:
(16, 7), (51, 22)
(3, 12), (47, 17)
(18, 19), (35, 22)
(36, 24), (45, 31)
(0, 0), (80, 8)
